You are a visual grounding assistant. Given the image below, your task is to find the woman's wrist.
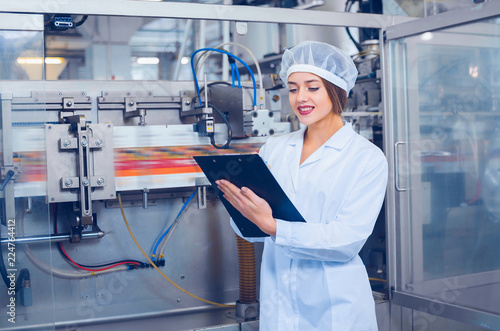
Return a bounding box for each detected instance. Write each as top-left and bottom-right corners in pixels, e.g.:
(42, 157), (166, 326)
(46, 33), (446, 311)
(260, 216), (277, 237)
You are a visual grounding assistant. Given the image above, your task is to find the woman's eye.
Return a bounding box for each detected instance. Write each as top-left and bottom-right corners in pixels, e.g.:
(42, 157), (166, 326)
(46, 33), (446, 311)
(308, 87), (319, 92)
(289, 89), (297, 93)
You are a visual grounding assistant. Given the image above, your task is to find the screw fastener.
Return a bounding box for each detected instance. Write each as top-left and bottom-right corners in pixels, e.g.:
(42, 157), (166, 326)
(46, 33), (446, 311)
(81, 139), (88, 147)
(97, 178), (105, 185)
(82, 179), (90, 187)
(64, 179), (73, 187)
(63, 140), (71, 147)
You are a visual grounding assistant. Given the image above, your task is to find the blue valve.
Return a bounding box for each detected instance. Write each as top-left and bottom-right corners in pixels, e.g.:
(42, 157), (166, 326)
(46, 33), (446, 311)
(0, 170), (15, 191)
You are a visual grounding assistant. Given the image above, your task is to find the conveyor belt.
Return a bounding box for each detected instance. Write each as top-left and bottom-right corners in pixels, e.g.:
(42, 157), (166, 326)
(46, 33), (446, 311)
(11, 124), (268, 197)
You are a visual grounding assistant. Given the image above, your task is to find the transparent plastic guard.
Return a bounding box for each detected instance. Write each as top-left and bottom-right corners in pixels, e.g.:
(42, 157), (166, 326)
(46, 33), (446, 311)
(0, 14), (55, 331)
(389, 17), (500, 317)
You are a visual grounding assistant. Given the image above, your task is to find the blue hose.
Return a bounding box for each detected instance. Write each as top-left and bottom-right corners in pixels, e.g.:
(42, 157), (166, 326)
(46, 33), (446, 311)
(151, 190), (197, 261)
(190, 48), (257, 107)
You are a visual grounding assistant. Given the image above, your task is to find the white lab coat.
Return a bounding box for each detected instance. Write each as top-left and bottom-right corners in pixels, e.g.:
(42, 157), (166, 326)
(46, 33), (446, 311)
(231, 122), (388, 331)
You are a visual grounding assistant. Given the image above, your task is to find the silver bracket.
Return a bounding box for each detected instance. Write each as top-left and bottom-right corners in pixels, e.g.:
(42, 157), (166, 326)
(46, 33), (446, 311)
(78, 125), (93, 225)
(142, 188), (149, 209)
(63, 97), (75, 110)
(197, 186), (207, 209)
(1, 163), (21, 182)
(97, 91), (182, 125)
(124, 96), (138, 118)
(46, 123), (116, 207)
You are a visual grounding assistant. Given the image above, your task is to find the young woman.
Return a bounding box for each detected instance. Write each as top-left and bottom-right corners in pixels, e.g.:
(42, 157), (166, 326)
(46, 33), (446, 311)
(216, 41), (388, 331)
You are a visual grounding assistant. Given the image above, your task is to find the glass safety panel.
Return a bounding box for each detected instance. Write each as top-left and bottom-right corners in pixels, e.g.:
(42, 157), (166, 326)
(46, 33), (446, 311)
(390, 16), (500, 317)
(0, 14), (56, 331)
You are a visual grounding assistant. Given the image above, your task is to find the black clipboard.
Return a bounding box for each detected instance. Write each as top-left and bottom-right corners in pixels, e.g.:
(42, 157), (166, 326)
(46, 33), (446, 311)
(194, 153), (305, 237)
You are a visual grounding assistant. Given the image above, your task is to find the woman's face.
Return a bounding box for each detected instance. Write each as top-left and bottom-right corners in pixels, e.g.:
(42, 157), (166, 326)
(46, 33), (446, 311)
(288, 72), (335, 128)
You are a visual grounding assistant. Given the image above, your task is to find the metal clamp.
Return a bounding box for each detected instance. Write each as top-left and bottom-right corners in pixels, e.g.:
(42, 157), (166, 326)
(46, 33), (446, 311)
(394, 141), (407, 192)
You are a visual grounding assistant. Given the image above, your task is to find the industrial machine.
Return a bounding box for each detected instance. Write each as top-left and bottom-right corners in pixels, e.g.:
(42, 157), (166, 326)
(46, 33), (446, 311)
(0, 1), (499, 330)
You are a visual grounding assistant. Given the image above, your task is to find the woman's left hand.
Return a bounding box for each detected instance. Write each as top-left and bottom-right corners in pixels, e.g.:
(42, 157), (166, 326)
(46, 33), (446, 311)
(216, 179), (276, 236)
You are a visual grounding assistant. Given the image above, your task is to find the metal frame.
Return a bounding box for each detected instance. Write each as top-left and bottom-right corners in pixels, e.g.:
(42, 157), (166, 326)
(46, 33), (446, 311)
(0, 94), (16, 222)
(392, 292), (500, 330)
(0, 13), (43, 31)
(2, 1), (498, 329)
(386, 0), (500, 41)
(0, 0), (413, 29)
(384, 4), (500, 329)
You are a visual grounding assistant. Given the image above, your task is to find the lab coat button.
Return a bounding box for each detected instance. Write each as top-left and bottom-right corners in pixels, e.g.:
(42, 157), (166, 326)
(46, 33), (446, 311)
(285, 319), (291, 325)
(281, 275), (288, 283)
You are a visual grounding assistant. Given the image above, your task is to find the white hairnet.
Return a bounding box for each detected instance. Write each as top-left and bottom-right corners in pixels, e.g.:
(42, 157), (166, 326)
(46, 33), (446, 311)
(279, 41), (358, 93)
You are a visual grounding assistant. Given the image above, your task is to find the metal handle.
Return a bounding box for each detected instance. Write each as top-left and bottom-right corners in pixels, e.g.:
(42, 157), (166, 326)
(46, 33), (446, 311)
(394, 141), (406, 192)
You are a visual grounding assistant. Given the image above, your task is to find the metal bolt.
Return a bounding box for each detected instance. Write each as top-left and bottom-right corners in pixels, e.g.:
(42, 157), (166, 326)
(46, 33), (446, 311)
(81, 139), (88, 147)
(63, 139), (71, 147)
(66, 100), (73, 107)
(95, 139), (103, 147)
(139, 114), (146, 126)
(97, 178), (105, 185)
(184, 100), (191, 106)
(129, 100), (135, 106)
(82, 179), (90, 186)
(64, 179), (73, 187)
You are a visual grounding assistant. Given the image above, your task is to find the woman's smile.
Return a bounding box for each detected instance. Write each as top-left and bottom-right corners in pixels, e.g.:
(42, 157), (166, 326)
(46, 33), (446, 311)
(298, 105), (314, 115)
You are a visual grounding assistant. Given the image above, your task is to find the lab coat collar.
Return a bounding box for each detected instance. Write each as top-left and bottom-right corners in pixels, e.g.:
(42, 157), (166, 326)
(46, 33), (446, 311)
(287, 126), (307, 147)
(285, 122), (355, 192)
(286, 122), (355, 150)
(324, 122), (355, 150)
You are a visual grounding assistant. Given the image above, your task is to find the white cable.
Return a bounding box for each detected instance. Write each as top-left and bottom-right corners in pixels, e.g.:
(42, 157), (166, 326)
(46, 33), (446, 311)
(157, 197), (195, 258)
(195, 42), (265, 107)
(20, 202), (129, 279)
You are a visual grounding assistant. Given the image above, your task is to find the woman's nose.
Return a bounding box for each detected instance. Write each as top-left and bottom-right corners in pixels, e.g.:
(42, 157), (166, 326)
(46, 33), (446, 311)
(297, 89), (308, 102)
